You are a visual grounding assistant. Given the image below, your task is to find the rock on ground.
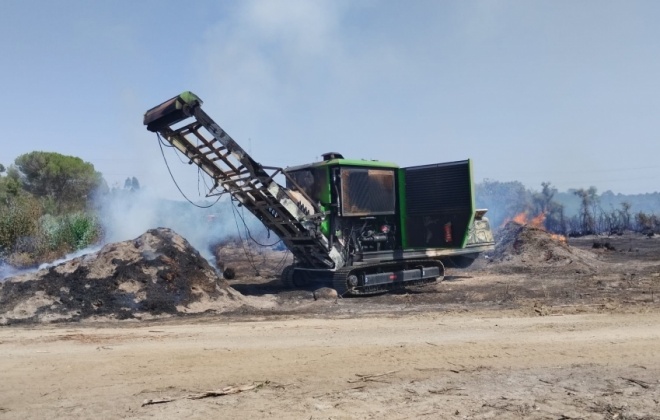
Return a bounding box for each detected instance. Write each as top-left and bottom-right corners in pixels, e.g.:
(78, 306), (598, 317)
(313, 287), (338, 301)
(0, 228), (244, 324)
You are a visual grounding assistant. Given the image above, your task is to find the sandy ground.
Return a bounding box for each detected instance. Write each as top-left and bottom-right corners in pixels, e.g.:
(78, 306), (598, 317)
(1, 233), (659, 419)
(0, 311), (659, 419)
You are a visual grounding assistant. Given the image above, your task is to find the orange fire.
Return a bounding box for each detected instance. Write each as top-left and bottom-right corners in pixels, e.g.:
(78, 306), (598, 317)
(508, 212), (567, 243)
(549, 233), (567, 243)
(511, 212), (546, 229)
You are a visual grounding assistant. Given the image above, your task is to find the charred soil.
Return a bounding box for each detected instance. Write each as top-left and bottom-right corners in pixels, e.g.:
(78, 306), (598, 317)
(0, 228), (243, 324)
(214, 223), (660, 319)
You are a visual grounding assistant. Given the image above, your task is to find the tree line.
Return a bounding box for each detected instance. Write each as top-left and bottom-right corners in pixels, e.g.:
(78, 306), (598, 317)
(2, 152), (659, 270)
(476, 180), (660, 236)
(0, 151), (138, 268)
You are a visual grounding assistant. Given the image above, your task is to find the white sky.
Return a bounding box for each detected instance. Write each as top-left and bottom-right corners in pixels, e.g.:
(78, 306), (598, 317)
(1, 0), (659, 198)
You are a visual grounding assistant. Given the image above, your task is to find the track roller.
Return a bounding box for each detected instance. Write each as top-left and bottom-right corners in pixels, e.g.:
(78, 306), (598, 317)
(332, 260), (444, 296)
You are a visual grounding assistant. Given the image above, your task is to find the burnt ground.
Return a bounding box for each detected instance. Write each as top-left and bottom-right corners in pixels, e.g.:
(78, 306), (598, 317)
(216, 224), (660, 318)
(2, 224), (659, 324)
(0, 228), (244, 324)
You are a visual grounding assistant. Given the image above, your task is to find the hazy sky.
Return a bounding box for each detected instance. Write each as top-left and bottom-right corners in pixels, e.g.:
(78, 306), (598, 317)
(1, 0), (659, 198)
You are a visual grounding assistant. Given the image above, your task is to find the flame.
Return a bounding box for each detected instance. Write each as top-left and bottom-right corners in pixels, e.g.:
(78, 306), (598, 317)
(507, 212), (567, 243)
(510, 212), (545, 228)
(549, 233), (567, 243)
(512, 213), (528, 224)
(529, 213), (546, 228)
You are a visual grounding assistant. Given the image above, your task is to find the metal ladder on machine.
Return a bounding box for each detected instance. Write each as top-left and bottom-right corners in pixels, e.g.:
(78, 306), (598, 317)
(143, 92), (343, 270)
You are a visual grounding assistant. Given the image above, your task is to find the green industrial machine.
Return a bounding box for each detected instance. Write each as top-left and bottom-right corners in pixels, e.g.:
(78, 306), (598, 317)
(144, 92), (495, 295)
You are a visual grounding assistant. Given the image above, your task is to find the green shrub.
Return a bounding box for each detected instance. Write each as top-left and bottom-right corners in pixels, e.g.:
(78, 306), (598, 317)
(0, 195), (42, 253)
(40, 212), (102, 252)
(66, 212), (101, 249)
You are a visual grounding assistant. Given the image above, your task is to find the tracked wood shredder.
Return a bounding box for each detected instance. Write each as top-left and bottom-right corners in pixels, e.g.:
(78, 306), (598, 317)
(144, 92), (494, 295)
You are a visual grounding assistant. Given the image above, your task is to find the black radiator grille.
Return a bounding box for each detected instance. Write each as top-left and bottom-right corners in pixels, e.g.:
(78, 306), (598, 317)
(404, 160), (473, 248)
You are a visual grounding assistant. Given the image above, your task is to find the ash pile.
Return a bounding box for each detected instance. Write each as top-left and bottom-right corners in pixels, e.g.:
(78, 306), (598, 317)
(489, 221), (599, 274)
(0, 228), (244, 325)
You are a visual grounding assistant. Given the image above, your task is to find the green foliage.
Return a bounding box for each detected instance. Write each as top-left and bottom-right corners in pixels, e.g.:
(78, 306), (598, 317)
(66, 212), (101, 249)
(0, 169), (21, 204)
(41, 212), (101, 251)
(0, 152), (109, 267)
(14, 151), (104, 212)
(0, 194), (42, 253)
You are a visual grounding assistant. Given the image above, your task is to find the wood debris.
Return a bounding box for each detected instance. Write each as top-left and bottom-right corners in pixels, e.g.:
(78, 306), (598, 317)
(428, 387), (466, 394)
(141, 382), (264, 407)
(347, 370), (398, 383)
(620, 377), (651, 389)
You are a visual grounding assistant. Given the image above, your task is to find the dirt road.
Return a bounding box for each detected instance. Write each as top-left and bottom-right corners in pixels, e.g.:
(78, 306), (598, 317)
(1, 311), (659, 419)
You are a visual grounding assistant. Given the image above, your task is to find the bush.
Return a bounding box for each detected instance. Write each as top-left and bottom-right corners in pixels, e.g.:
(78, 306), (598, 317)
(41, 212), (102, 252)
(66, 212), (101, 249)
(0, 194), (42, 253)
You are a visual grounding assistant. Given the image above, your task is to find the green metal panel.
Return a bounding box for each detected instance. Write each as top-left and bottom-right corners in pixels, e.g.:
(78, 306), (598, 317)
(143, 91), (203, 132)
(177, 91), (202, 106)
(460, 159), (476, 248)
(319, 166), (332, 237)
(328, 158), (398, 169)
(398, 168), (409, 248)
(286, 158), (399, 172)
(319, 165), (332, 204)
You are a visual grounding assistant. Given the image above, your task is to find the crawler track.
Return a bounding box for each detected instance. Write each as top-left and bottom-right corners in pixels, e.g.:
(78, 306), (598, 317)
(333, 259), (445, 296)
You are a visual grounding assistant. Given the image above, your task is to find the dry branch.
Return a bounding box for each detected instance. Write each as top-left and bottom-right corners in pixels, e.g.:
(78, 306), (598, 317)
(187, 383), (260, 400)
(141, 382), (264, 407)
(141, 397), (176, 407)
(620, 377), (651, 389)
(428, 387), (466, 394)
(347, 370), (398, 383)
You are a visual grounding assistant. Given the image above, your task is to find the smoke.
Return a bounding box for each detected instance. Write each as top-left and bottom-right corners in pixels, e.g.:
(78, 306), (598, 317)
(37, 246), (103, 270)
(0, 263), (21, 282)
(95, 186), (268, 265)
(0, 185), (269, 281)
(0, 247), (103, 282)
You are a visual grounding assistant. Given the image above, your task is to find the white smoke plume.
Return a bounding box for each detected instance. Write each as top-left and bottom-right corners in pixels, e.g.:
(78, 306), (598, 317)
(95, 186), (271, 264)
(0, 247), (100, 282)
(0, 185), (270, 281)
(0, 264), (21, 281)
